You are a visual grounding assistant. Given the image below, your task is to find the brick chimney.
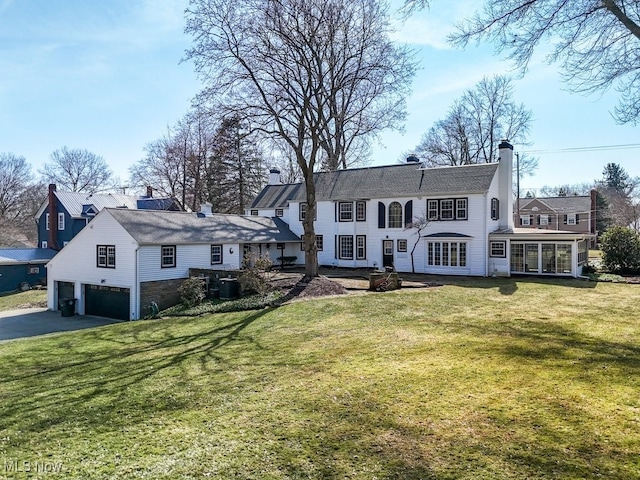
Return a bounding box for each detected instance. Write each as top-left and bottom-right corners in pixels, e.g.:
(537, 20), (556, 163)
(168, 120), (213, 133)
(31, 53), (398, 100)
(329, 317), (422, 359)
(146, 186), (153, 198)
(48, 184), (59, 250)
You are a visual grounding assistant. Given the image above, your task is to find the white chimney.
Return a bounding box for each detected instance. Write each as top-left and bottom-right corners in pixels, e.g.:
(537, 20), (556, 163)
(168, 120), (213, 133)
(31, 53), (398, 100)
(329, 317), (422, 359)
(268, 168), (281, 185)
(498, 140), (514, 230)
(200, 202), (213, 215)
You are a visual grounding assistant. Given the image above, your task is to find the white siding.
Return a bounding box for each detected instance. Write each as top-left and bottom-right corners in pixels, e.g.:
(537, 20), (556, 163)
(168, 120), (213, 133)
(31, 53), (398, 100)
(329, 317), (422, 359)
(46, 210), (138, 319)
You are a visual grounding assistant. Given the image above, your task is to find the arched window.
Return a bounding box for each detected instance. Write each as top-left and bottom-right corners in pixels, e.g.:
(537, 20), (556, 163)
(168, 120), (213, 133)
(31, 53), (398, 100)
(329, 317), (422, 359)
(388, 202), (403, 228)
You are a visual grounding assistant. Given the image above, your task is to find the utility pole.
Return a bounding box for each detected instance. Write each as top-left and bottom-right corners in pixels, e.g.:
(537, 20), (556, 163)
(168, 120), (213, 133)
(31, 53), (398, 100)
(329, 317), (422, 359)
(516, 152), (520, 226)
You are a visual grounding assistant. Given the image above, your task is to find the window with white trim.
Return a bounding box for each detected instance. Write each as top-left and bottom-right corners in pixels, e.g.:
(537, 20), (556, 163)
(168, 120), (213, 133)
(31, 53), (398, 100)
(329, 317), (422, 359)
(275, 209), (283, 217)
(397, 239), (408, 252)
(57, 212), (65, 230)
(338, 235), (353, 259)
(566, 213), (577, 225)
(356, 235), (366, 260)
(161, 245), (176, 268)
(427, 241), (467, 267)
(45, 213), (50, 231)
(520, 215), (532, 226)
(250, 210), (259, 216)
(211, 244), (223, 264)
(490, 241), (506, 258)
(539, 215), (549, 226)
(41, 241), (48, 249)
(427, 198), (468, 221)
(97, 245), (116, 268)
(316, 235), (323, 251)
(388, 202), (403, 228)
(356, 201), (366, 221)
(339, 202), (353, 221)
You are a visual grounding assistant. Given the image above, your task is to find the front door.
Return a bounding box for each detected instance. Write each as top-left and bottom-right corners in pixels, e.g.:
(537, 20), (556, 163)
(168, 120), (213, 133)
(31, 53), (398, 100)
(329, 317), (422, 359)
(382, 240), (394, 268)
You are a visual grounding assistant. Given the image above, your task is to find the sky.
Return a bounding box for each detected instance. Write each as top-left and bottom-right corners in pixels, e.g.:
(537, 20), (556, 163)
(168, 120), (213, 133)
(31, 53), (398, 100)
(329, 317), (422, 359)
(1, 0), (638, 195)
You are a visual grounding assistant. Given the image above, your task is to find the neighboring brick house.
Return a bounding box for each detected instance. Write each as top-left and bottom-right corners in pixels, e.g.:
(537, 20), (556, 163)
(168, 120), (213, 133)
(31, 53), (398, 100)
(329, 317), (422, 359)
(516, 193), (597, 245)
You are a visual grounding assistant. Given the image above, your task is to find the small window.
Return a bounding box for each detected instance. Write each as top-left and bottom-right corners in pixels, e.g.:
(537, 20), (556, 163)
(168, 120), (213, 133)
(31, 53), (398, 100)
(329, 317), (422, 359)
(456, 199), (468, 220)
(29, 266), (40, 274)
(211, 245), (223, 264)
(388, 202), (403, 228)
(539, 215), (549, 226)
(338, 235), (353, 259)
(57, 213), (65, 230)
(63, 241), (69, 247)
(566, 214), (577, 225)
(161, 245), (176, 268)
(275, 209), (284, 217)
(427, 200), (439, 220)
(520, 215), (531, 226)
(45, 213), (50, 231)
(250, 210), (259, 216)
(397, 239), (408, 252)
(316, 235), (323, 251)
(41, 241), (48, 249)
(339, 202), (353, 222)
(97, 245), (116, 268)
(356, 201), (366, 221)
(356, 235), (366, 260)
(490, 241), (506, 258)
(490, 198), (499, 220)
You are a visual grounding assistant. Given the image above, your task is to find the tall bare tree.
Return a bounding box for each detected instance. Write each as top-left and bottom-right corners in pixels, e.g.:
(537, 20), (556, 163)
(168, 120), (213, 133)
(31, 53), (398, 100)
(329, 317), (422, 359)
(39, 147), (113, 193)
(415, 75), (537, 176)
(186, 0), (416, 278)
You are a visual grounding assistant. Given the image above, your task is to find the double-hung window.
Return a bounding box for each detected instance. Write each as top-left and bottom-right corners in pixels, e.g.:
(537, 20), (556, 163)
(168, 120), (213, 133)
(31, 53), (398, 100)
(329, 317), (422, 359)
(490, 198), (499, 220)
(397, 239), (408, 252)
(57, 213), (65, 230)
(338, 236), (354, 259)
(490, 241), (506, 258)
(97, 245), (116, 268)
(356, 235), (366, 260)
(161, 245), (176, 268)
(339, 202), (353, 221)
(355, 201), (366, 221)
(211, 245), (223, 264)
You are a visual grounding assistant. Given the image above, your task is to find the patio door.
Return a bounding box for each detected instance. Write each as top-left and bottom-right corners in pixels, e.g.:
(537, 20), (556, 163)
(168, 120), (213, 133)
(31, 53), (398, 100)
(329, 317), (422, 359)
(382, 240), (394, 268)
(525, 244), (539, 272)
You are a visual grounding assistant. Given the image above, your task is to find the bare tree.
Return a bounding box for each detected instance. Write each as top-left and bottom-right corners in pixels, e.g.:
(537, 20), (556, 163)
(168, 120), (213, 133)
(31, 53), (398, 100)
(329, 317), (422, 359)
(405, 213), (430, 273)
(0, 153), (44, 246)
(441, 0), (640, 125)
(415, 75), (537, 177)
(39, 147), (113, 193)
(186, 0), (416, 278)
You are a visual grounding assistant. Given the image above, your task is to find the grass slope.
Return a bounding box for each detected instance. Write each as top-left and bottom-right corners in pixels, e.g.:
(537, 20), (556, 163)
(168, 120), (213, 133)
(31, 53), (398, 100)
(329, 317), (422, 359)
(0, 278), (638, 479)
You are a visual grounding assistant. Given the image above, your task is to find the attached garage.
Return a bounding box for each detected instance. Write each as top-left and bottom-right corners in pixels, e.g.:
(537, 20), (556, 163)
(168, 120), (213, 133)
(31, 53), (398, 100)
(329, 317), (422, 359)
(84, 284), (130, 321)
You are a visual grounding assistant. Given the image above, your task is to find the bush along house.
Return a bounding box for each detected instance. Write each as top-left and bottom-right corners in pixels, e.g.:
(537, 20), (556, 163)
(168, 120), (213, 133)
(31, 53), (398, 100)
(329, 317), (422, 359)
(249, 141), (591, 277)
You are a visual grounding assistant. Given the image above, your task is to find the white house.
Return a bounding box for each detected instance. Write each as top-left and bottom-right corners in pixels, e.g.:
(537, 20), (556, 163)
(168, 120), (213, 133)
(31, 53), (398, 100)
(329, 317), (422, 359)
(46, 209), (300, 320)
(46, 141), (592, 320)
(249, 141), (591, 278)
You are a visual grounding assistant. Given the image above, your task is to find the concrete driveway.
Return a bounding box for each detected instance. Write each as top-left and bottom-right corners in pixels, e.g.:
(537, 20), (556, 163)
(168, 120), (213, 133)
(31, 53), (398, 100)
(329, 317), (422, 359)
(0, 308), (122, 342)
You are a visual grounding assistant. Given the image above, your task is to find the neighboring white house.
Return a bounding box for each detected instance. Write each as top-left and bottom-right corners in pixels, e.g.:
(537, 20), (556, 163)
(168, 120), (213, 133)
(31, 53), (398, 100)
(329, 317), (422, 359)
(46, 208), (300, 320)
(249, 141), (591, 278)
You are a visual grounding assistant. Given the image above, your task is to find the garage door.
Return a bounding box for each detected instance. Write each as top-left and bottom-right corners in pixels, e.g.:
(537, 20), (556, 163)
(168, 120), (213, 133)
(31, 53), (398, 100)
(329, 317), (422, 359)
(84, 284), (130, 321)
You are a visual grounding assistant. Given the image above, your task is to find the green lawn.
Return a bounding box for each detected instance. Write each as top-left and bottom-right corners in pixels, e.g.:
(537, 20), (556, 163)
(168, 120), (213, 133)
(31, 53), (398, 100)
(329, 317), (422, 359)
(0, 278), (638, 479)
(0, 289), (47, 311)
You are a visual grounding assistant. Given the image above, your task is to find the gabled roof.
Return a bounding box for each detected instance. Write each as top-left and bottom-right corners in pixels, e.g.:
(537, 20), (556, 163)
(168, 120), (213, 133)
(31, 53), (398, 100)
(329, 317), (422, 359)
(35, 191), (182, 219)
(519, 196), (591, 213)
(0, 248), (57, 264)
(106, 209), (301, 245)
(251, 162), (499, 208)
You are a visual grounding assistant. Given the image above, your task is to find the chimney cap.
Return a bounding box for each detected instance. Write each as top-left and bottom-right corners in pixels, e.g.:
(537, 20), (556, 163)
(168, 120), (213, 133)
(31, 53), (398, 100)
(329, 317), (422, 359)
(498, 140), (513, 150)
(269, 168), (281, 174)
(406, 155), (420, 163)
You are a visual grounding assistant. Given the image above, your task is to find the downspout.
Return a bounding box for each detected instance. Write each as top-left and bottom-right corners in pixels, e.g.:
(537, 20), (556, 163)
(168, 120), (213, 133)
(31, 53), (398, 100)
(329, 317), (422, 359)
(133, 246), (139, 321)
